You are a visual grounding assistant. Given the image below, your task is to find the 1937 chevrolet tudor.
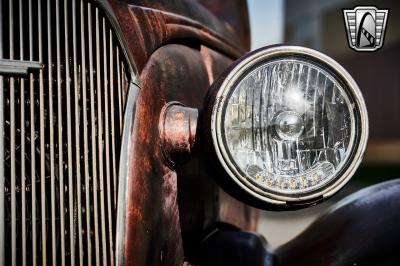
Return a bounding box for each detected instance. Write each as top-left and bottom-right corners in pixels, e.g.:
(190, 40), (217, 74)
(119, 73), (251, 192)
(0, 0), (399, 265)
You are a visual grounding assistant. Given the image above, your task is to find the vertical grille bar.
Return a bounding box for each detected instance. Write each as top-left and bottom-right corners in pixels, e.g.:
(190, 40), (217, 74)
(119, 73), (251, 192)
(56, 0), (66, 265)
(80, 0), (92, 264)
(64, 0), (75, 264)
(96, 9), (108, 266)
(103, 18), (115, 266)
(19, 0), (27, 265)
(0, 0), (4, 264)
(72, 0), (84, 264)
(9, 0), (17, 265)
(109, 30), (117, 213)
(88, 3), (101, 265)
(38, 0), (48, 263)
(28, 0), (37, 264)
(121, 63), (126, 107)
(116, 48), (123, 133)
(47, 0), (57, 264)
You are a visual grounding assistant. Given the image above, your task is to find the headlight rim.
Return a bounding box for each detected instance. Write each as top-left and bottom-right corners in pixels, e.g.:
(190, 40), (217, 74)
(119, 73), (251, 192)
(210, 45), (369, 205)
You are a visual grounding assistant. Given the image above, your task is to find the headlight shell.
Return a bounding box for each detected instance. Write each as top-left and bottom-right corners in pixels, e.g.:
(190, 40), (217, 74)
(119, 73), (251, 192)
(209, 46), (368, 208)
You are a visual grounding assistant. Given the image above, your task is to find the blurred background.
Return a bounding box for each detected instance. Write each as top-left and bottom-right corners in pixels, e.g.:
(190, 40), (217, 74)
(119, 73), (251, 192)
(247, 0), (400, 249)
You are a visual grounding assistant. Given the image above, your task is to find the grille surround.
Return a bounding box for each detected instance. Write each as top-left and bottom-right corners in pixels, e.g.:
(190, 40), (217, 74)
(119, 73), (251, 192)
(0, 0), (136, 265)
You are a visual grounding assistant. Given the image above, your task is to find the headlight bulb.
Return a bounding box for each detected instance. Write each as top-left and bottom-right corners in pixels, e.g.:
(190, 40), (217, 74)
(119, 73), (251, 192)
(274, 111), (304, 141)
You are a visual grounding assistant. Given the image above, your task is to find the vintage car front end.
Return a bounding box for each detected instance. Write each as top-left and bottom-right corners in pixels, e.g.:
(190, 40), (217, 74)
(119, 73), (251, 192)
(0, 1), (399, 266)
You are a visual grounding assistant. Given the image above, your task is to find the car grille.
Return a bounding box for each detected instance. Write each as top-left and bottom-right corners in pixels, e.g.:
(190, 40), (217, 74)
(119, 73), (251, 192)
(0, 0), (130, 265)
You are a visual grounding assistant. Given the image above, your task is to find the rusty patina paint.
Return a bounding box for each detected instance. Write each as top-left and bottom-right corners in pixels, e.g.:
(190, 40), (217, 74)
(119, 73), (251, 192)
(104, 1), (256, 265)
(124, 45), (209, 265)
(160, 103), (198, 166)
(124, 44), (259, 265)
(108, 0), (249, 72)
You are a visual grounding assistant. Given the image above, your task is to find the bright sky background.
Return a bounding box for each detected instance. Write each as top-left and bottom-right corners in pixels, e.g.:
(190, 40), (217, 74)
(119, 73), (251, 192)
(247, 0), (284, 50)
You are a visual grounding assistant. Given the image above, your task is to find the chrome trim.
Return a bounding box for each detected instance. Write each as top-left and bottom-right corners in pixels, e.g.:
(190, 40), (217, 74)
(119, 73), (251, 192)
(0, 59), (43, 75)
(211, 45), (369, 205)
(115, 83), (140, 266)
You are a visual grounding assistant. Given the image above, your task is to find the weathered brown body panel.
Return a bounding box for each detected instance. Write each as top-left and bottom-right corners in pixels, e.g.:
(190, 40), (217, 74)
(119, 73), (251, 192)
(105, 0), (255, 264)
(125, 43), (257, 265)
(109, 0), (249, 72)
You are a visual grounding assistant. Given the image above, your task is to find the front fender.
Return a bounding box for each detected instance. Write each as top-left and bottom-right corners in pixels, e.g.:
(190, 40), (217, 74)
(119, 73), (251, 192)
(276, 179), (400, 266)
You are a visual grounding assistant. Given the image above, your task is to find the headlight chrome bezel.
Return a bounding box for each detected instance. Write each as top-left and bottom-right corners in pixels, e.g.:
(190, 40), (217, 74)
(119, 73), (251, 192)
(210, 45), (369, 206)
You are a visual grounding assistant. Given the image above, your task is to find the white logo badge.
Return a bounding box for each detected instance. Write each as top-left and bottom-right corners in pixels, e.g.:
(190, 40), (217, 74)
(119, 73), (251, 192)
(343, 6), (389, 52)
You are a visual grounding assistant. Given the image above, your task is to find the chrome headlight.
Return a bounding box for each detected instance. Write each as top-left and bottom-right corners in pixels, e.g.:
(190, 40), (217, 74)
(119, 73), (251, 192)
(208, 46), (368, 208)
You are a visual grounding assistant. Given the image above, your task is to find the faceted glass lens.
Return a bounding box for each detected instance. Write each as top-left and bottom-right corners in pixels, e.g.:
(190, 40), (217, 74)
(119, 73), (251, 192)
(223, 58), (355, 194)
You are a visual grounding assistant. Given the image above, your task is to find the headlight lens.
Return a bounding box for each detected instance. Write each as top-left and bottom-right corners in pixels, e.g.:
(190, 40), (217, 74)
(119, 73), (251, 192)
(224, 58), (354, 194)
(211, 46), (368, 206)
